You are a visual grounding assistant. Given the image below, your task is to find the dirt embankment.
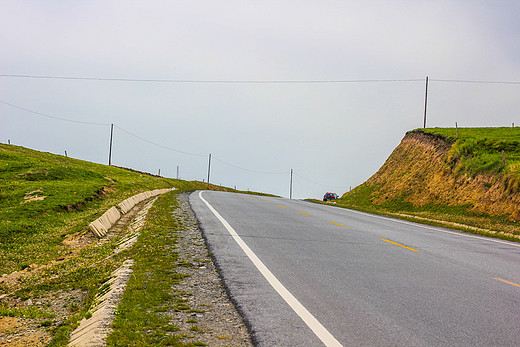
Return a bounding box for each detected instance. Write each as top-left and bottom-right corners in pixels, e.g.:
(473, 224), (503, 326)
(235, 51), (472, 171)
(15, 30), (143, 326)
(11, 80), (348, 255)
(360, 130), (520, 221)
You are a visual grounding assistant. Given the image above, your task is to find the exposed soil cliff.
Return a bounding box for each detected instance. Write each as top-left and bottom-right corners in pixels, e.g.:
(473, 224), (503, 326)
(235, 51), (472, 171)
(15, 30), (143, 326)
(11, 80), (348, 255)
(357, 130), (520, 221)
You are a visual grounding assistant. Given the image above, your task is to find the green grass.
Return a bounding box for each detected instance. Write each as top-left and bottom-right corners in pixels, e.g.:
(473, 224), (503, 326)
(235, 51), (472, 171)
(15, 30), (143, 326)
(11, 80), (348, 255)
(0, 143), (178, 275)
(106, 191), (203, 346)
(0, 305), (55, 319)
(416, 127), (520, 177)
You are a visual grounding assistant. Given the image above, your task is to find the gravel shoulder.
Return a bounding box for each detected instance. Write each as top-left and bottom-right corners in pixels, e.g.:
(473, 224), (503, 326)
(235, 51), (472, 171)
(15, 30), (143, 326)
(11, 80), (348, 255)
(169, 193), (252, 346)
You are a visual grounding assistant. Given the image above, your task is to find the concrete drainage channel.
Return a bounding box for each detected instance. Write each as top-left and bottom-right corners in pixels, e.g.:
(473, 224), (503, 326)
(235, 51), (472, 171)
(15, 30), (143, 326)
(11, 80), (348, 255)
(88, 188), (173, 237)
(68, 188), (174, 347)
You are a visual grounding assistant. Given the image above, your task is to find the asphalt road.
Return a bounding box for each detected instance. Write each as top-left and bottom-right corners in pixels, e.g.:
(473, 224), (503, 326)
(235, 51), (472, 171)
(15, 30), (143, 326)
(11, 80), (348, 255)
(189, 191), (520, 346)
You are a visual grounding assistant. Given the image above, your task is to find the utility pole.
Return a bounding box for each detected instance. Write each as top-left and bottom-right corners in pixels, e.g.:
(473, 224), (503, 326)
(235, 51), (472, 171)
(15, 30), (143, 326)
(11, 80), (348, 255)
(207, 154), (212, 184)
(423, 76), (429, 128)
(177, 166), (179, 179)
(290, 169), (293, 199)
(108, 123), (114, 166)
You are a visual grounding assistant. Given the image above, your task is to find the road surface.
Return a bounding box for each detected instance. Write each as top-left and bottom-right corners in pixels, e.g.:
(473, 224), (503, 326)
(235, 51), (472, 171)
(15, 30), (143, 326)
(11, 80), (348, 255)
(189, 191), (520, 346)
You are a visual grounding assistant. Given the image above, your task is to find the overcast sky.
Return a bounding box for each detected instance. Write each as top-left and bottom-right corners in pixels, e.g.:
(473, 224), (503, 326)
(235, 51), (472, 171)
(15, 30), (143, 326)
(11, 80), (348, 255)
(1, 1), (519, 199)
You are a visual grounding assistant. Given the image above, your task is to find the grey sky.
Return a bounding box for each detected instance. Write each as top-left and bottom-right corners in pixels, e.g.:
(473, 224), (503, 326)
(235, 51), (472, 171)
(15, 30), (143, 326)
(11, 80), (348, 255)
(2, 1), (519, 199)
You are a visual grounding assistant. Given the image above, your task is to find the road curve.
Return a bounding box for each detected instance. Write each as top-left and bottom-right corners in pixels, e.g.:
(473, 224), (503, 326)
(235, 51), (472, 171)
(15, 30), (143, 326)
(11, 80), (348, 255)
(189, 191), (520, 346)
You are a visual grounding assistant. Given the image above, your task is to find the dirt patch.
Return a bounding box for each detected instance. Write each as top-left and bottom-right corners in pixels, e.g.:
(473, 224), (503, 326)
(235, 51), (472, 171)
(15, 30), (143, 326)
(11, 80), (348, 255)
(0, 289), (85, 346)
(21, 189), (46, 204)
(0, 316), (50, 346)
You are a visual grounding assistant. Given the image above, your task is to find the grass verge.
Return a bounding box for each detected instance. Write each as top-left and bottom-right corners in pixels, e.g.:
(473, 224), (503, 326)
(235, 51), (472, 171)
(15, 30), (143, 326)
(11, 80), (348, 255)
(106, 191), (203, 346)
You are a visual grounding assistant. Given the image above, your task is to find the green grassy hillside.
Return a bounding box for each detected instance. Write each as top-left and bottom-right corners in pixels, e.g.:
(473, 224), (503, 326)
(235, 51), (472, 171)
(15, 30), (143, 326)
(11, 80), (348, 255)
(332, 127), (520, 240)
(422, 127), (520, 177)
(0, 144), (178, 274)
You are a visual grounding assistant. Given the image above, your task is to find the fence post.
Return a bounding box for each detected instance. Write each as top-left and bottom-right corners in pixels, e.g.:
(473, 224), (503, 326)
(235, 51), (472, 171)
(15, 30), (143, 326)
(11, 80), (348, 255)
(108, 123), (114, 166)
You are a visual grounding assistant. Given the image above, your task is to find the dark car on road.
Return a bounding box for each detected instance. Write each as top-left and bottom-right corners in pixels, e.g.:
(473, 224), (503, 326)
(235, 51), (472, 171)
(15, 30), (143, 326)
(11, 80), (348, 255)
(323, 192), (339, 201)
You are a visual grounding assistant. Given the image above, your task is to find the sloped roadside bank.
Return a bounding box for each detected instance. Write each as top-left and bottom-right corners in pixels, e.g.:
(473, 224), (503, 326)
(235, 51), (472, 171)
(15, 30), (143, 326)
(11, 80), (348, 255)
(326, 128), (520, 240)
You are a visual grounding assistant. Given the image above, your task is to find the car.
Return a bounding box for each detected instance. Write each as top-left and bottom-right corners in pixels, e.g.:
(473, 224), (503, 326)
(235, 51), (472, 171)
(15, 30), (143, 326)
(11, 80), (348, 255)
(323, 192), (338, 201)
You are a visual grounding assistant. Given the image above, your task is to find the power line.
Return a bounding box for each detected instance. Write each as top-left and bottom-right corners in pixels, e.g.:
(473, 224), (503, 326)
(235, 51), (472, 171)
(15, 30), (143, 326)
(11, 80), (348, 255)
(3, 74), (520, 85)
(212, 156), (286, 175)
(114, 125), (207, 158)
(430, 79), (520, 85)
(0, 74), (424, 84)
(293, 172), (348, 190)
(0, 99), (110, 126)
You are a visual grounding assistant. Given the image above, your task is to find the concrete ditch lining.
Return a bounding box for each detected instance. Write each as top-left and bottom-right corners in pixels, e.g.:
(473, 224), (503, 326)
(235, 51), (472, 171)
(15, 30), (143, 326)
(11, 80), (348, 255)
(88, 188), (173, 237)
(69, 197), (159, 346)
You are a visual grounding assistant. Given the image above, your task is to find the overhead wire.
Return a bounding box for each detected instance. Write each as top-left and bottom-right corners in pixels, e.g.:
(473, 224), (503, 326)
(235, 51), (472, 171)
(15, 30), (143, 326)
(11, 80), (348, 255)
(212, 156), (287, 175)
(293, 172), (348, 190)
(0, 74), (424, 84)
(113, 125), (208, 158)
(430, 79), (520, 85)
(0, 99), (110, 126)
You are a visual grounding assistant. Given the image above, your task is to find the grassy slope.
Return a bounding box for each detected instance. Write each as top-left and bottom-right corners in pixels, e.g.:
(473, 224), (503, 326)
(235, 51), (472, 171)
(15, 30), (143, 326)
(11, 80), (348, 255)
(0, 143), (177, 274)
(0, 144), (263, 345)
(328, 127), (520, 240)
(423, 127), (520, 177)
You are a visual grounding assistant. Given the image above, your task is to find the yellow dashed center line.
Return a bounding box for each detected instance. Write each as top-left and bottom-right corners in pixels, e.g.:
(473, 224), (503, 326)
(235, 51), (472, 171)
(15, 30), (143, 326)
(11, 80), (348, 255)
(277, 205), (286, 208)
(297, 211), (310, 216)
(494, 277), (520, 288)
(329, 222), (349, 228)
(381, 239), (420, 252)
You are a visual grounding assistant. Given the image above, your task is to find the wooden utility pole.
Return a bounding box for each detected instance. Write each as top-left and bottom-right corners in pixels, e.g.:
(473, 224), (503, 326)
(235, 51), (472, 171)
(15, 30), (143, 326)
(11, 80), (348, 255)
(456, 122), (459, 138)
(423, 76), (429, 128)
(290, 169), (293, 199)
(108, 123), (114, 166)
(207, 154), (212, 184)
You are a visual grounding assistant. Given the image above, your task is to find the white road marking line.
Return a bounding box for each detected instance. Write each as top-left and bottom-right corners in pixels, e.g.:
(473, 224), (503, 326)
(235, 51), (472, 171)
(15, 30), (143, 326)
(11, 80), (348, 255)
(199, 191), (342, 347)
